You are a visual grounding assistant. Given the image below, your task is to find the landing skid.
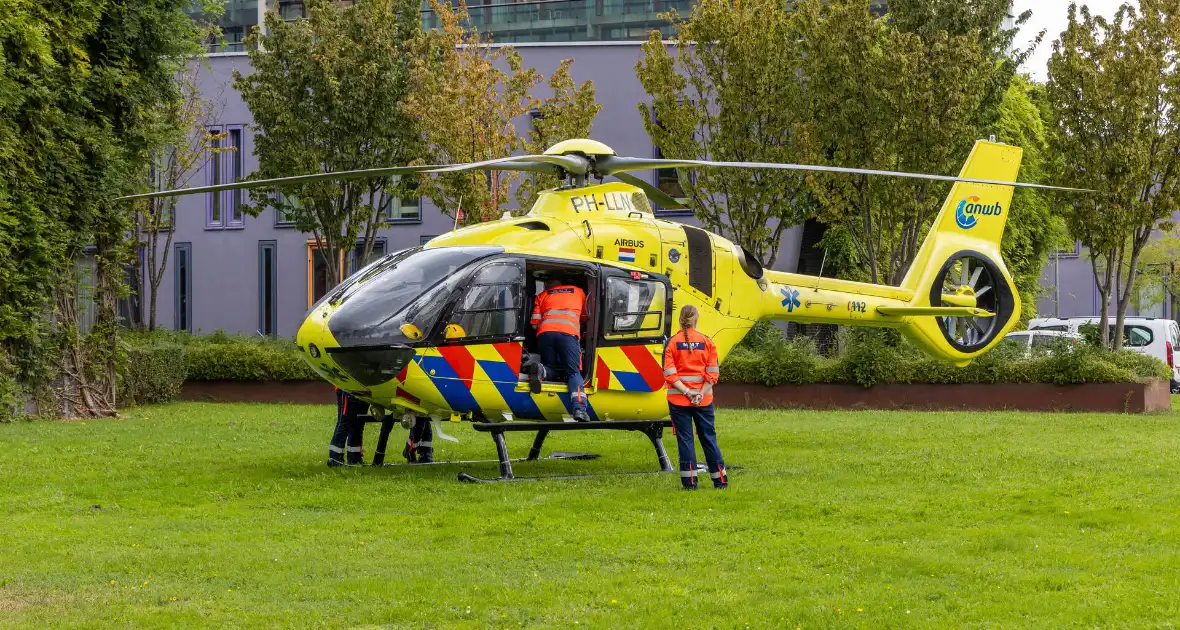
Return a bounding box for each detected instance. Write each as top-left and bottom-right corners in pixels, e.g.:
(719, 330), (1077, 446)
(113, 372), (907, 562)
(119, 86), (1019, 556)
(458, 420), (675, 483)
(376, 451), (600, 469)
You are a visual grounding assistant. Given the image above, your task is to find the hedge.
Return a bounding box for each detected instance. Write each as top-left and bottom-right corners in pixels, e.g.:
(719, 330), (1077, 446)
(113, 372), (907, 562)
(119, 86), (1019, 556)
(117, 344), (187, 406)
(722, 324), (1171, 388)
(124, 330), (317, 381)
(123, 326), (1170, 396)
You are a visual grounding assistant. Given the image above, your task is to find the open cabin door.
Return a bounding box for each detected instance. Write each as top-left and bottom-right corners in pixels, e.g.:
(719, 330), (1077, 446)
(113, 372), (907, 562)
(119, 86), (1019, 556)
(590, 267), (673, 419)
(422, 256), (548, 420)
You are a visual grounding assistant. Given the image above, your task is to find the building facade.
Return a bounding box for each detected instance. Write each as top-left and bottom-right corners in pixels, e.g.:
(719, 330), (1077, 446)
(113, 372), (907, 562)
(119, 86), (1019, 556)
(149, 0), (1166, 340)
(157, 8), (809, 337)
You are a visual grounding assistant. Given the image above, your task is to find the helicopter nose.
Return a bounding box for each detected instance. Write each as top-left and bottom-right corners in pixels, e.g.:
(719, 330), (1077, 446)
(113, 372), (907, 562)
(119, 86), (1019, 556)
(297, 307), (344, 382)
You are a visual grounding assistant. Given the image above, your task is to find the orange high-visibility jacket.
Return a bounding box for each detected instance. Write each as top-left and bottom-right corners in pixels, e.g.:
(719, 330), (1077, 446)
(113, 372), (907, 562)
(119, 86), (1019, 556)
(663, 327), (720, 406)
(531, 285), (587, 338)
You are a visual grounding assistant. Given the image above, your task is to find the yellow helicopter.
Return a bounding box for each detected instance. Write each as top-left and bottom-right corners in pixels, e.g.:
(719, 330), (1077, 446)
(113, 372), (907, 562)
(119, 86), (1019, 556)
(124, 138), (1085, 479)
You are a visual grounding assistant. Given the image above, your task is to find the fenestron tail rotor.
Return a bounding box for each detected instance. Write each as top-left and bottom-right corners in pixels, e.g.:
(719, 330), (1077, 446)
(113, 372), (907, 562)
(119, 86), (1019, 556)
(932, 252), (1007, 352)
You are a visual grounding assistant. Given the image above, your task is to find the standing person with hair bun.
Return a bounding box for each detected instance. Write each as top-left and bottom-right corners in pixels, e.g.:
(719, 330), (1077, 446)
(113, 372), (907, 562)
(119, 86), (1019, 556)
(662, 305), (727, 490)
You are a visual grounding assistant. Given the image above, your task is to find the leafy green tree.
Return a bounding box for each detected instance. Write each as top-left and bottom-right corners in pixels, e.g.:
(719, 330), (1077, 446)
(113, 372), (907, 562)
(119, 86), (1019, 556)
(993, 75), (1067, 322)
(1047, 1), (1180, 350)
(885, 0), (1038, 131)
(235, 0), (423, 288)
(799, 0), (992, 284)
(406, 0), (540, 225)
(1137, 230), (1180, 315)
(515, 59), (601, 212)
(1, 0), (215, 417)
(635, 0), (817, 268)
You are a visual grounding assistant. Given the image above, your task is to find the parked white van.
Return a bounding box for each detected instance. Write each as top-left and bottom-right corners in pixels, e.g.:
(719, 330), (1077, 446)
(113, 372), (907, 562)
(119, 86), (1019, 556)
(1027, 316), (1180, 391)
(1001, 330), (1083, 356)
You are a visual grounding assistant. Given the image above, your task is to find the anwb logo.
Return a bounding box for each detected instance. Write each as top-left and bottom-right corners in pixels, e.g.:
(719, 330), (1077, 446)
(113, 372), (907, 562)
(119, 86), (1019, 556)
(955, 196), (1003, 230)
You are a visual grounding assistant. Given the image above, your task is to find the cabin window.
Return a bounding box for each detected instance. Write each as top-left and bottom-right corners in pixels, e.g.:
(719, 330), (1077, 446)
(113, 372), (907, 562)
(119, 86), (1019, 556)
(604, 276), (665, 339)
(448, 262), (524, 339)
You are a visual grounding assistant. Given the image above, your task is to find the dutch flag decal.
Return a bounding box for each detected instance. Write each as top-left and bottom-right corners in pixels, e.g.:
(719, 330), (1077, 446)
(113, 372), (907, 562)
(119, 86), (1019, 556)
(618, 247), (636, 263)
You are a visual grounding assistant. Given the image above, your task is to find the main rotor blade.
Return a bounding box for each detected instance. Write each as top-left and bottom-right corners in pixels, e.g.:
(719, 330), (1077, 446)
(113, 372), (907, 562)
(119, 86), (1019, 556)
(595, 155), (1094, 193)
(609, 172), (690, 210)
(116, 164), (446, 201)
(426, 154), (590, 176)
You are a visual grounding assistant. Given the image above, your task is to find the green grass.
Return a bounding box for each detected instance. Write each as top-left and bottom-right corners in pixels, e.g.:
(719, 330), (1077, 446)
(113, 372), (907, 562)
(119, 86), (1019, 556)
(2, 404), (1180, 628)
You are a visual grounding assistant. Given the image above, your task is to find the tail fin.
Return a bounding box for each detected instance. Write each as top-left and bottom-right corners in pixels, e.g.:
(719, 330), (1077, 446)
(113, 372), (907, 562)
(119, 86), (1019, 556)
(898, 140), (1023, 363)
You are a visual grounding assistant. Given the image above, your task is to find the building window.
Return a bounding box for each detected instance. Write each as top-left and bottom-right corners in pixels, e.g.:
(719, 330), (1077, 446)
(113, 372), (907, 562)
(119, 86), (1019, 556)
(206, 125), (244, 229)
(1052, 241), (1082, 259)
(306, 241), (345, 309)
(348, 238), (387, 276)
(380, 176), (421, 223)
(206, 129), (222, 227)
(226, 126), (244, 227)
(651, 105), (692, 216)
(258, 241), (277, 336)
(175, 242), (192, 333)
(420, 235), (437, 246)
(274, 191), (299, 227)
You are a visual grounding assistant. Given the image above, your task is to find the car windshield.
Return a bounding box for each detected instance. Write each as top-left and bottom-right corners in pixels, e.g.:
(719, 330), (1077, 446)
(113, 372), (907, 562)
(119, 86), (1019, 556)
(999, 334), (1028, 351)
(1031, 335), (1067, 348)
(327, 246), (501, 347)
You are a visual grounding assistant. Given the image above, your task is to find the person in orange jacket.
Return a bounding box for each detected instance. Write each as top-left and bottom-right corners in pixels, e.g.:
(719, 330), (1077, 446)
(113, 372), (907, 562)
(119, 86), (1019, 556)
(530, 275), (590, 422)
(663, 305), (727, 489)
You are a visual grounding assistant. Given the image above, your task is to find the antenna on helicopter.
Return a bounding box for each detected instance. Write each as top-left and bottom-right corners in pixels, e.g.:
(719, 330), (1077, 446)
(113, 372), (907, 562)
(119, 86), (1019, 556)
(813, 249), (828, 292)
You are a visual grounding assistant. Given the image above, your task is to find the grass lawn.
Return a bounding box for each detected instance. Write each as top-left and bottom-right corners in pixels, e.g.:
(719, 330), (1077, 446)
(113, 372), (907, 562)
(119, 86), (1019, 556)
(2, 403), (1180, 628)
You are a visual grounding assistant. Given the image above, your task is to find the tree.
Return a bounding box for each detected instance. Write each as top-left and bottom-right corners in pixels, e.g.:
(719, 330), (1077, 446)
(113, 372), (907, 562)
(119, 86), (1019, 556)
(0, 0), (216, 417)
(993, 75), (1067, 322)
(885, 0), (1039, 132)
(515, 59), (601, 212)
(799, 0), (992, 284)
(235, 0), (423, 289)
(635, 0), (817, 268)
(136, 65), (227, 331)
(1137, 229), (1180, 315)
(1047, 1), (1180, 350)
(405, 0), (540, 225)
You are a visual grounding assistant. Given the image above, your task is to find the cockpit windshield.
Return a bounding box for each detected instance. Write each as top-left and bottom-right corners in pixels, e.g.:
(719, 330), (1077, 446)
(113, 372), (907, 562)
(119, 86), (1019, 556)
(327, 246), (501, 347)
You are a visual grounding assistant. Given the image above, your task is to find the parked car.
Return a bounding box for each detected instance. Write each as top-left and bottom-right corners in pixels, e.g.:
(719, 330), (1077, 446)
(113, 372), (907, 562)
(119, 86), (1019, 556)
(1001, 330), (1083, 356)
(1028, 316), (1180, 392)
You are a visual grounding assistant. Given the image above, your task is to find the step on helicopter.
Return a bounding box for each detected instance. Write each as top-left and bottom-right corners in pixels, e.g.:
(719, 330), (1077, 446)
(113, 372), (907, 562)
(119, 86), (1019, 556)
(122, 138), (1088, 481)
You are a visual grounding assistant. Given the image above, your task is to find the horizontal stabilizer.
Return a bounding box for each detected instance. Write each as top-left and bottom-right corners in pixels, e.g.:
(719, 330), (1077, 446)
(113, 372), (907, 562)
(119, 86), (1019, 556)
(876, 306), (995, 318)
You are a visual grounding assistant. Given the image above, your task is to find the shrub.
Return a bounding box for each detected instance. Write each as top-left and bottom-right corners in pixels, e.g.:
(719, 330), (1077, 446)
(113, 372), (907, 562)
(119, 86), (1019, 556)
(720, 327), (1169, 388)
(117, 345), (186, 406)
(737, 320), (787, 351)
(185, 342), (317, 381)
(126, 330), (317, 382)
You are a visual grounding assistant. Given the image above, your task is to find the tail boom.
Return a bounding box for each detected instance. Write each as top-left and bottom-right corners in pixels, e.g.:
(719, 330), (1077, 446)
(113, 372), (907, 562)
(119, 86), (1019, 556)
(752, 140), (1024, 364)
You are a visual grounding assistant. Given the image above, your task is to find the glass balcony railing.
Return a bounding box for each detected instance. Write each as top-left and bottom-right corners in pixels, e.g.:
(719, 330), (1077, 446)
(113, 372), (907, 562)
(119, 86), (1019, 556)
(421, 0), (694, 43)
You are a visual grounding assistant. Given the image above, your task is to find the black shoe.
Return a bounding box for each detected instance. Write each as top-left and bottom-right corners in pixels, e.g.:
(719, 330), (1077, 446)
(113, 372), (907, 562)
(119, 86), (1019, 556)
(522, 354), (544, 394)
(416, 449), (434, 464)
(681, 484), (698, 490)
(572, 409), (591, 423)
(327, 458), (345, 467)
(714, 484), (728, 490)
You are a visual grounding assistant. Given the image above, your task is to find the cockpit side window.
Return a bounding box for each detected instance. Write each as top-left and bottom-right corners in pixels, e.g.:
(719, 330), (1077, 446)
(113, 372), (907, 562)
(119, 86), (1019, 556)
(326, 246), (501, 347)
(604, 276), (666, 339)
(446, 260), (525, 340)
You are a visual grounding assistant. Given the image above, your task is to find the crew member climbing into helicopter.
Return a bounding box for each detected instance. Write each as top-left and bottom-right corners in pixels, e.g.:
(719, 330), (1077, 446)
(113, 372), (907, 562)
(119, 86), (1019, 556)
(530, 274), (590, 422)
(329, 387), (368, 467)
(663, 305), (727, 490)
